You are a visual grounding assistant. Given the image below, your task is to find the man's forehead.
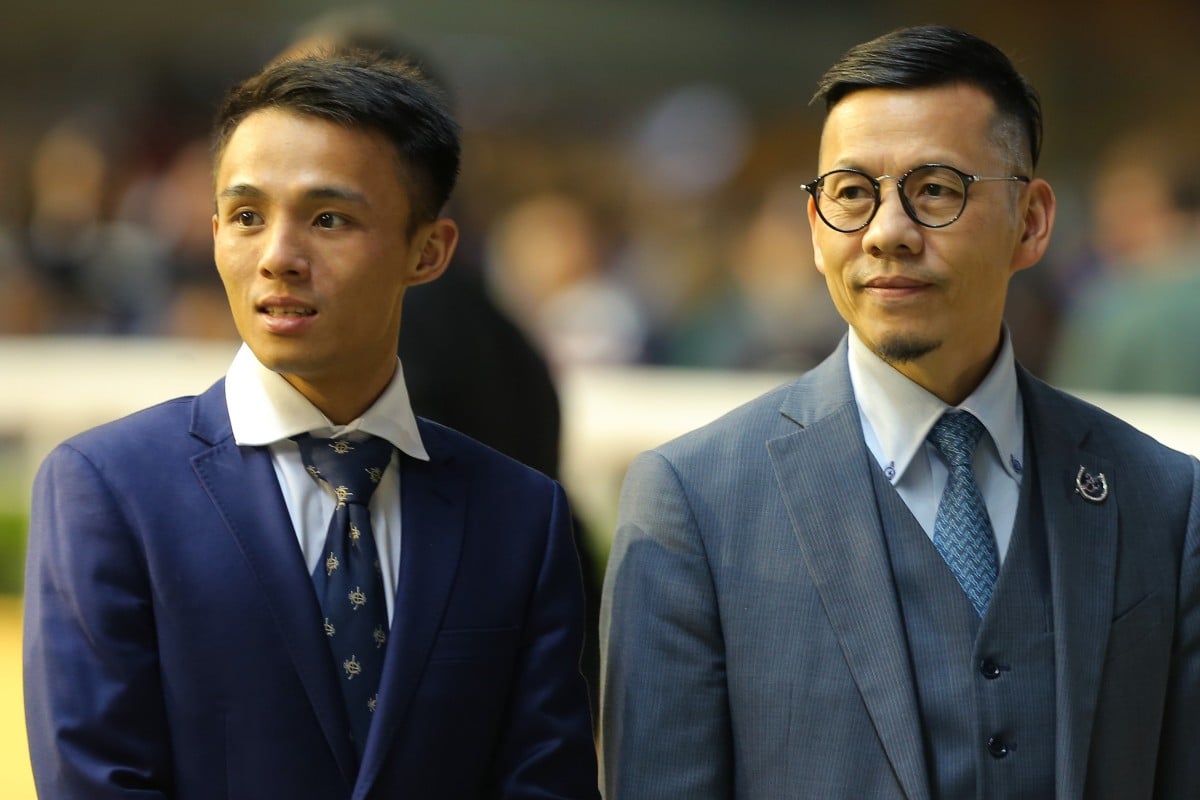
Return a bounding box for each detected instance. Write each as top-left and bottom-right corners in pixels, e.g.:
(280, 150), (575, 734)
(214, 108), (406, 180)
(822, 82), (998, 121)
(817, 84), (1000, 162)
(216, 107), (387, 163)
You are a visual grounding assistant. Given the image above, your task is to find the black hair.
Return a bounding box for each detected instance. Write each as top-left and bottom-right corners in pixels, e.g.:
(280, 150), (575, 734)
(813, 25), (1042, 169)
(214, 50), (460, 225)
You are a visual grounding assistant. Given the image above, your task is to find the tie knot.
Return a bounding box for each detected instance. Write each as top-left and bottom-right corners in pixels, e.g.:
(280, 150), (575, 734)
(293, 434), (394, 506)
(927, 411), (985, 468)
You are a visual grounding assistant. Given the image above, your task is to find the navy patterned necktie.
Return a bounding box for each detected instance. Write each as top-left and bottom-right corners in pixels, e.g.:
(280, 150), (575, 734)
(293, 433), (394, 759)
(926, 411), (1000, 617)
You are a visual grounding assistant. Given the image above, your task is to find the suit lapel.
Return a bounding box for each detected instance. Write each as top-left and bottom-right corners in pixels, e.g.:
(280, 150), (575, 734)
(189, 381), (359, 786)
(355, 424), (465, 797)
(768, 345), (930, 800)
(1019, 373), (1119, 800)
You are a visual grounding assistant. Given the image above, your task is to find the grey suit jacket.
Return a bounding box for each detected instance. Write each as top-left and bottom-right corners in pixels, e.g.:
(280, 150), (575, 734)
(600, 340), (1200, 799)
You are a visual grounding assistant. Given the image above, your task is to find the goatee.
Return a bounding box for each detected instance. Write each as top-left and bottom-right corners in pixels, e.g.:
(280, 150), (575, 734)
(875, 336), (940, 364)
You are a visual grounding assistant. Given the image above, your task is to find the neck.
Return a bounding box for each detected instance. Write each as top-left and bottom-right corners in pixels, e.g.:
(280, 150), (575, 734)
(883, 337), (1002, 407)
(282, 361), (397, 425)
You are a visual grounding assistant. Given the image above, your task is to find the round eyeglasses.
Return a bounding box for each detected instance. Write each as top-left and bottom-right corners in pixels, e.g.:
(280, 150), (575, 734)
(802, 163), (1030, 233)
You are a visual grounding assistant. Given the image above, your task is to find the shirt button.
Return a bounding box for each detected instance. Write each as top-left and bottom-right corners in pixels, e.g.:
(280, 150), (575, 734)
(987, 736), (1010, 759)
(980, 660), (1003, 679)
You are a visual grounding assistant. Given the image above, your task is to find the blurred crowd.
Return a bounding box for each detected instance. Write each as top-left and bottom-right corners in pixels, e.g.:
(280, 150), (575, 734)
(2, 10), (1200, 399)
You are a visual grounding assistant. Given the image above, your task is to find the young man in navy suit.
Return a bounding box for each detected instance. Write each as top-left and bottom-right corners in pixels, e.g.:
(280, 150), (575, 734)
(25, 51), (599, 799)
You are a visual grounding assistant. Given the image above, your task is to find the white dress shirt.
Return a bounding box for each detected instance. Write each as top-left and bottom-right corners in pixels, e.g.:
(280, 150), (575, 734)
(224, 343), (429, 619)
(847, 327), (1025, 563)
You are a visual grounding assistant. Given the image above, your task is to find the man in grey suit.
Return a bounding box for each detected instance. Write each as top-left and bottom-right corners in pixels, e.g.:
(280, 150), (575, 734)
(600, 25), (1200, 800)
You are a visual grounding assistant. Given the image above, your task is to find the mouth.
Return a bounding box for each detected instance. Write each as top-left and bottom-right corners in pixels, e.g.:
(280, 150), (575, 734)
(258, 305), (316, 318)
(256, 296), (317, 317)
(862, 275), (930, 290)
(255, 298), (318, 334)
(859, 274), (935, 304)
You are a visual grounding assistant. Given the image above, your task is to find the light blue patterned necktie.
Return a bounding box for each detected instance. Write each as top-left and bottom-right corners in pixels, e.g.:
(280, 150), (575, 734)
(293, 433), (394, 759)
(927, 411), (999, 617)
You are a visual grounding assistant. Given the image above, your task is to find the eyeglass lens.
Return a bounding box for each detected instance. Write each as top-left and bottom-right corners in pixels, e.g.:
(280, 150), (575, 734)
(818, 165), (967, 231)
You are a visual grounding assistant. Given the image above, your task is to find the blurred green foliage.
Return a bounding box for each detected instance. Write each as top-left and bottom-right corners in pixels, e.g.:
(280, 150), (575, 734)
(0, 512), (25, 595)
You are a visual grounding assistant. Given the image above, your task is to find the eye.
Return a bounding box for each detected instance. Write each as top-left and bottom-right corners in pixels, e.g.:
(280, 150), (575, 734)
(906, 167), (965, 202)
(234, 210), (262, 226)
(835, 185), (871, 201)
(823, 173), (874, 203)
(914, 181), (955, 198)
(314, 212), (347, 229)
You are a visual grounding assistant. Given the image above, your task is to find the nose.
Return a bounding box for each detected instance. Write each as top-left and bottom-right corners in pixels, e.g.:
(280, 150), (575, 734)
(258, 221), (310, 280)
(860, 179), (922, 258)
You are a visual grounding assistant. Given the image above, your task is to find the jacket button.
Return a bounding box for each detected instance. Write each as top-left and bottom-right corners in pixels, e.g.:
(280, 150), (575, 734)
(987, 736), (1010, 758)
(980, 660), (1003, 679)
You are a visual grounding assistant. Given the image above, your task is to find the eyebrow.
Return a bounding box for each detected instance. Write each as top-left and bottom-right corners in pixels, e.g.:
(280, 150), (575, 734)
(217, 183), (368, 205)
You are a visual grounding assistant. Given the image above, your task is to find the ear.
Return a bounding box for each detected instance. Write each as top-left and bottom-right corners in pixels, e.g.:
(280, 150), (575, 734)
(1011, 178), (1056, 273)
(404, 218), (459, 286)
(807, 195), (828, 275)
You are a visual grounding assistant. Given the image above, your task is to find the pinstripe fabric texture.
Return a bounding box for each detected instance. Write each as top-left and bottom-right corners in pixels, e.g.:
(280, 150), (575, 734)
(971, 443), (1056, 799)
(874, 448), (1057, 798)
(600, 339), (1200, 800)
(873, 462), (980, 798)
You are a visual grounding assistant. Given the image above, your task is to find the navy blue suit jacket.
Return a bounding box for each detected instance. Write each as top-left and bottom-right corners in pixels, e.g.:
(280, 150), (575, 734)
(24, 379), (599, 799)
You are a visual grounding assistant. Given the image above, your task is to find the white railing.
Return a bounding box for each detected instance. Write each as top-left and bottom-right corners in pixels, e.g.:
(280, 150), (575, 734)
(5, 337), (1200, 545)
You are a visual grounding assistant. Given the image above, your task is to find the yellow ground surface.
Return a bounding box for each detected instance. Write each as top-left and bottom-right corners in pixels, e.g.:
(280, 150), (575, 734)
(0, 599), (34, 798)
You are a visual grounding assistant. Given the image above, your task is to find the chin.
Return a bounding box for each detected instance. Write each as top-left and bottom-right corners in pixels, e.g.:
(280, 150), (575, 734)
(246, 342), (311, 375)
(874, 334), (941, 364)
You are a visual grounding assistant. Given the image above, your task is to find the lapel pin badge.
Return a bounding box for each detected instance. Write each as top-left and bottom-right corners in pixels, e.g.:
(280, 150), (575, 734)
(1075, 466), (1108, 503)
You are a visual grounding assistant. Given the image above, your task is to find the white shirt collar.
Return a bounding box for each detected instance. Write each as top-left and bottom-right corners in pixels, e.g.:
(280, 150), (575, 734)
(224, 343), (429, 461)
(847, 326), (1024, 484)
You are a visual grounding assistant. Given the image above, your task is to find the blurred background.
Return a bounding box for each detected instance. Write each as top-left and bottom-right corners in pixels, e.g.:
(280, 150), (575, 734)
(4, 0), (1200, 794)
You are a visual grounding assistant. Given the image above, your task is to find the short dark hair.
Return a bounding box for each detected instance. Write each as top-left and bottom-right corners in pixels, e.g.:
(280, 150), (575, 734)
(813, 25), (1042, 169)
(213, 50), (461, 225)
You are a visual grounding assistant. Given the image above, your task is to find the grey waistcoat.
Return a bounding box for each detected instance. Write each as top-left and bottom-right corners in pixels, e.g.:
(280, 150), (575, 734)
(870, 450), (1056, 800)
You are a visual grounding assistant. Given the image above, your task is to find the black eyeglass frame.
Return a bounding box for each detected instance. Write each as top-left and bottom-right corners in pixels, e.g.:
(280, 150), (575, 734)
(802, 163), (1031, 233)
